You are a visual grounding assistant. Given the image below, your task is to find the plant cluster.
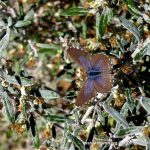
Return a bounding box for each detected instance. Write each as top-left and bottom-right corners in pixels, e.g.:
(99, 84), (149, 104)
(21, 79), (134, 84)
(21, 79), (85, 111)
(0, 0), (150, 149)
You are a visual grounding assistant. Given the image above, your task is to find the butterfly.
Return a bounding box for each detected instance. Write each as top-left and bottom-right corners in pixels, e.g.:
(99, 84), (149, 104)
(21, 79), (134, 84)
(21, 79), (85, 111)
(67, 47), (112, 106)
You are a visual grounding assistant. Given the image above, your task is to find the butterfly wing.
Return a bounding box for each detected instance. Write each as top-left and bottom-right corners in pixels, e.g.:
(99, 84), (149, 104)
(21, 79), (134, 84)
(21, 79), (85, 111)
(94, 74), (112, 93)
(76, 79), (96, 106)
(67, 47), (91, 70)
(91, 54), (111, 72)
(91, 54), (112, 93)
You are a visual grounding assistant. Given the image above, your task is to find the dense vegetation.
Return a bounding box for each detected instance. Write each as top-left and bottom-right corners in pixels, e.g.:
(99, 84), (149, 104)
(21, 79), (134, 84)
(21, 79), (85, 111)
(0, 0), (150, 149)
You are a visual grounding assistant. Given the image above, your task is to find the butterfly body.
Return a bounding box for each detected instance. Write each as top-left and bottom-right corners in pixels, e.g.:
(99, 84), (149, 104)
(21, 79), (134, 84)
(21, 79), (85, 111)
(88, 69), (101, 79)
(67, 47), (112, 107)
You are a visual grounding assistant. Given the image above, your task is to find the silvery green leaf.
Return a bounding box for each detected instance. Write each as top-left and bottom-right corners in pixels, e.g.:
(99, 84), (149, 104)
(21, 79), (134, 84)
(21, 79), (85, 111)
(24, 9), (34, 21)
(125, 88), (135, 113)
(67, 132), (85, 150)
(61, 7), (89, 16)
(114, 102), (129, 132)
(33, 127), (40, 148)
(120, 102), (129, 118)
(124, 0), (142, 16)
(116, 35), (127, 53)
(15, 20), (31, 28)
(7, 17), (12, 27)
(2, 91), (16, 123)
(0, 82), (3, 93)
(36, 43), (61, 56)
(97, 110), (106, 126)
(61, 122), (71, 150)
(129, 34), (138, 52)
(120, 17), (141, 43)
(132, 38), (150, 61)
(96, 8), (113, 40)
(5, 75), (33, 86)
(132, 139), (150, 147)
(139, 96), (150, 114)
(146, 142), (150, 150)
(8, 86), (18, 94)
(0, 27), (10, 58)
(143, 14), (150, 23)
(115, 126), (143, 137)
(36, 43), (60, 49)
(81, 106), (94, 124)
(103, 102), (129, 128)
(119, 135), (134, 147)
(38, 89), (60, 100)
(10, 29), (20, 41)
(127, 3), (142, 16)
(0, 1), (7, 9)
(44, 113), (67, 123)
(0, 20), (5, 27)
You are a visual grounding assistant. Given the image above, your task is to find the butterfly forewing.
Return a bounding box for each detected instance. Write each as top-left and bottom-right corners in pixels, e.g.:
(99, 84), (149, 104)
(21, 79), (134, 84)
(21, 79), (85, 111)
(76, 79), (96, 106)
(91, 54), (111, 72)
(67, 47), (91, 70)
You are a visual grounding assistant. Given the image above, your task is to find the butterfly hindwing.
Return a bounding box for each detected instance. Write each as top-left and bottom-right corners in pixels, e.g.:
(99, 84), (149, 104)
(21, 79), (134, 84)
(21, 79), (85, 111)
(76, 79), (96, 106)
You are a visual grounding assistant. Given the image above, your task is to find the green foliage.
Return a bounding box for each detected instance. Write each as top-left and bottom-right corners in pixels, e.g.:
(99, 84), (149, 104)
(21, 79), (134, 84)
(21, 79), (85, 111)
(61, 7), (89, 16)
(96, 7), (113, 40)
(44, 113), (68, 123)
(67, 132), (85, 150)
(0, 0), (149, 149)
(103, 102), (129, 128)
(120, 17), (141, 43)
(0, 27), (10, 57)
(2, 92), (16, 123)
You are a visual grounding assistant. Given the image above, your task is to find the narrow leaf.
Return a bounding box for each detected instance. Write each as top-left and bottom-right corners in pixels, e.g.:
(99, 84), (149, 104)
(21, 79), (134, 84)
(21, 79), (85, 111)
(103, 102), (129, 128)
(44, 113), (67, 123)
(33, 127), (40, 148)
(139, 97), (150, 114)
(67, 132), (85, 150)
(0, 20), (5, 27)
(36, 43), (60, 50)
(5, 75), (33, 86)
(15, 20), (31, 28)
(132, 39), (150, 61)
(114, 102), (129, 132)
(124, 0), (141, 16)
(120, 17), (141, 43)
(116, 35), (126, 53)
(81, 106), (94, 124)
(2, 91), (15, 123)
(24, 9), (34, 21)
(36, 43), (61, 55)
(0, 27), (10, 57)
(38, 89), (60, 99)
(115, 126), (143, 137)
(7, 17), (12, 27)
(96, 8), (113, 40)
(61, 7), (88, 16)
(125, 88), (135, 112)
(143, 14), (150, 23)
